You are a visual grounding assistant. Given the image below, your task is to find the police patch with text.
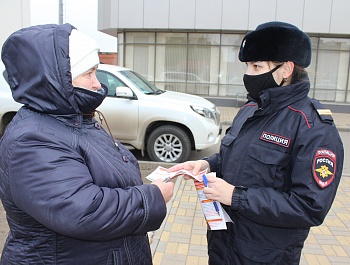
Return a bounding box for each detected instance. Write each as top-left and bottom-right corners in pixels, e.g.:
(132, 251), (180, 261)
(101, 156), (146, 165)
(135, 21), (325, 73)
(312, 149), (336, 189)
(259, 131), (290, 148)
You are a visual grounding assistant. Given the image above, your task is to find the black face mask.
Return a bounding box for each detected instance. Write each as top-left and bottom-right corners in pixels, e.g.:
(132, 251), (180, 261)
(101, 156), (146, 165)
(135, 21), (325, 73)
(73, 84), (108, 114)
(243, 64), (283, 101)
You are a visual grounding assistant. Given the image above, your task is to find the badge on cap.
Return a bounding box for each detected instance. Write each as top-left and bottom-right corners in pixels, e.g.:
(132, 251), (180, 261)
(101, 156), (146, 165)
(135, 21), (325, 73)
(312, 149), (336, 189)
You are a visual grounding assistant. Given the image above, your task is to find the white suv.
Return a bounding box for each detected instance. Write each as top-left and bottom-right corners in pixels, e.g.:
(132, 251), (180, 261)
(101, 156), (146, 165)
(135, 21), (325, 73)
(0, 63), (221, 163)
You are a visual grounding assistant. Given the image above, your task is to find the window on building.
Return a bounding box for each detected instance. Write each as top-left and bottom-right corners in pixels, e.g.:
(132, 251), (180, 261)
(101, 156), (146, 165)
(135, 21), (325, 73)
(119, 32), (350, 103)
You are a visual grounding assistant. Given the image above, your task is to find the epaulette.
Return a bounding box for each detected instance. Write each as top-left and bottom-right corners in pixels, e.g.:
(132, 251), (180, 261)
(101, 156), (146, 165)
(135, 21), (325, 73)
(310, 98), (334, 125)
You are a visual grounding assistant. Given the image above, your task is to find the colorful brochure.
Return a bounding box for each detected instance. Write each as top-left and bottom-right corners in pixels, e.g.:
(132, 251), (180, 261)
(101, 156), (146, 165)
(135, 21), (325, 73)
(194, 172), (232, 230)
(146, 167), (233, 230)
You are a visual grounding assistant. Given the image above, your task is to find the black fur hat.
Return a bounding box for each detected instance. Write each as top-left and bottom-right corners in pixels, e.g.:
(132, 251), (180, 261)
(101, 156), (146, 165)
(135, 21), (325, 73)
(239, 21), (311, 68)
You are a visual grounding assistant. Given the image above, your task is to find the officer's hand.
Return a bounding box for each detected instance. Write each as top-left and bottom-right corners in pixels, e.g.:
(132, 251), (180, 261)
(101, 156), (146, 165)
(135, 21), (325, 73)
(167, 160), (210, 179)
(203, 175), (235, 206)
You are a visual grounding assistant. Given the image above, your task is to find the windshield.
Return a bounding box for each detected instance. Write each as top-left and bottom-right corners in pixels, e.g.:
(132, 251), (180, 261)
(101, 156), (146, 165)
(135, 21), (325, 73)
(119, 70), (164, 94)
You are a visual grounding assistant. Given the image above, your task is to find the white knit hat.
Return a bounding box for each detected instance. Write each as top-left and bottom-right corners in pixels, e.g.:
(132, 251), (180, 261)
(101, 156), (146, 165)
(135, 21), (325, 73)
(69, 29), (100, 80)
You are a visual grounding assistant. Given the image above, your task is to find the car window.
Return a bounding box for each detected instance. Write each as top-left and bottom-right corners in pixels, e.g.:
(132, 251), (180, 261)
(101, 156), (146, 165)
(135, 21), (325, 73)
(96, 70), (126, 97)
(119, 70), (162, 94)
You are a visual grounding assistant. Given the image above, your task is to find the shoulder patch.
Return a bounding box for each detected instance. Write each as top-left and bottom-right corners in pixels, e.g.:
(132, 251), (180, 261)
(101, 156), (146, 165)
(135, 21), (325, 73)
(312, 149), (336, 189)
(310, 98), (333, 124)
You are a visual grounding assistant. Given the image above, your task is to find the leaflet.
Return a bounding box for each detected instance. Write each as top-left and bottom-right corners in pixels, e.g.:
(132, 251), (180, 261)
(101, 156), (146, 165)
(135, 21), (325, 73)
(194, 173), (232, 230)
(146, 168), (232, 230)
(146, 166), (206, 182)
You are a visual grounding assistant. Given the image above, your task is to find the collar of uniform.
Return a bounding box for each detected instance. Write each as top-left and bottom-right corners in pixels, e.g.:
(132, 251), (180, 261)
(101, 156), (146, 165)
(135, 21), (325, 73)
(258, 79), (310, 113)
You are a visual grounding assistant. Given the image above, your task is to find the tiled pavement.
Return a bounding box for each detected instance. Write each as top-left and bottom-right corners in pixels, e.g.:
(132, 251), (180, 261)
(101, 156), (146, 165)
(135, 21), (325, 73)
(150, 177), (209, 265)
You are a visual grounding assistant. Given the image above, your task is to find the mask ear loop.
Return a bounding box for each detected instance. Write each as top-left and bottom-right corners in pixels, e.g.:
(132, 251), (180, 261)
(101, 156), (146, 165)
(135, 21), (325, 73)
(280, 78), (288, 86)
(270, 63), (285, 86)
(270, 63), (283, 72)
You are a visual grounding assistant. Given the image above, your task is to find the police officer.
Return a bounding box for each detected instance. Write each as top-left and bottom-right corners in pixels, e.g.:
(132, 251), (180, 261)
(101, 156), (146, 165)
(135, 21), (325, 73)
(169, 21), (344, 264)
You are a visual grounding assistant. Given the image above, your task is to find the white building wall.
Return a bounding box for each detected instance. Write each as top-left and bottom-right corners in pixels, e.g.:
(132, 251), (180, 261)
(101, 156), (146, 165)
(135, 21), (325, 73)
(0, 0), (31, 48)
(304, 0), (333, 33)
(98, 0), (350, 35)
(330, 0), (350, 34)
(195, 0), (222, 30)
(144, 0), (170, 29)
(221, 0), (249, 30)
(169, 0), (196, 29)
(119, 0), (144, 28)
(275, 0), (304, 28)
(248, 0), (277, 29)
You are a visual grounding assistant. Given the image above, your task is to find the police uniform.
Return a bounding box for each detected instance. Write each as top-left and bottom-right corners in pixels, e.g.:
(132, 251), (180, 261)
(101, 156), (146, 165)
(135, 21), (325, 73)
(206, 79), (344, 264)
(203, 20), (345, 265)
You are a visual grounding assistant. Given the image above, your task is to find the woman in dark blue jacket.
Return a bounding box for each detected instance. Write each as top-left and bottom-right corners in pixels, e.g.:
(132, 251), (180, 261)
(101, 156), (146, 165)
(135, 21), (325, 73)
(169, 21), (344, 264)
(0, 24), (174, 264)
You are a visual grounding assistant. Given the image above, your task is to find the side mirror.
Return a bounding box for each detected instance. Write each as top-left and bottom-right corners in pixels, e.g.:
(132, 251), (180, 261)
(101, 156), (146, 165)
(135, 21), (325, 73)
(116, 87), (135, 99)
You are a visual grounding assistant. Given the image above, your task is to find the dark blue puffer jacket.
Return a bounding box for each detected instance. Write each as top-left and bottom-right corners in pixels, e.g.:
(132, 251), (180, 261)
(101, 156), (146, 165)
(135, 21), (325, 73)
(0, 24), (166, 264)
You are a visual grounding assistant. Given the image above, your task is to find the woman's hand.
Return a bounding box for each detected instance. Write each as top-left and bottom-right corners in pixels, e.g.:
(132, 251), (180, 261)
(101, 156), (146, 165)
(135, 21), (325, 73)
(151, 179), (175, 203)
(203, 174), (235, 206)
(167, 160), (210, 179)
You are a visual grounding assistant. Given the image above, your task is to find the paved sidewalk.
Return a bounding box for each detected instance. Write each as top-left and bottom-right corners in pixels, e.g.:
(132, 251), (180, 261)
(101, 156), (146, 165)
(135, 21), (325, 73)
(149, 106), (350, 265)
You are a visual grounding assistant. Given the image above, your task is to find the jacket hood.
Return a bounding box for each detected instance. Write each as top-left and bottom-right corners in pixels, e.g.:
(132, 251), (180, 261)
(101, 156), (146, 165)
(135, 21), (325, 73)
(1, 23), (82, 115)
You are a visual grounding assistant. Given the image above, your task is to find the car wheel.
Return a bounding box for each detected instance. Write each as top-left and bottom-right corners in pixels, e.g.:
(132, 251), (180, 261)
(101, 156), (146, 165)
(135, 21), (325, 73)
(147, 125), (191, 163)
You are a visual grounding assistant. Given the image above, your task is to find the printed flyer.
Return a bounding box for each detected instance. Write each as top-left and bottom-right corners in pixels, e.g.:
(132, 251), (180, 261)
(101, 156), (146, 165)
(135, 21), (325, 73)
(146, 167), (232, 230)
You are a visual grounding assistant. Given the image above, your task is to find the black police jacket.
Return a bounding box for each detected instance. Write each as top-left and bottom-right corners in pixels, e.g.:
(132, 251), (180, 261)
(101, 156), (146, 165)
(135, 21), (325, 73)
(206, 80), (344, 264)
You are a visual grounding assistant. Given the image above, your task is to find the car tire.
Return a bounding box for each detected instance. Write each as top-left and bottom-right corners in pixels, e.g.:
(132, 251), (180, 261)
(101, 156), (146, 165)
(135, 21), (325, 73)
(147, 125), (191, 163)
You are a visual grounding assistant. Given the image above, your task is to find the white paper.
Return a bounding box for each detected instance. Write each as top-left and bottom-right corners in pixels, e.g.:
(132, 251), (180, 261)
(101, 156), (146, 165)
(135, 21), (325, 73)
(146, 167), (233, 230)
(194, 173), (233, 230)
(146, 166), (206, 182)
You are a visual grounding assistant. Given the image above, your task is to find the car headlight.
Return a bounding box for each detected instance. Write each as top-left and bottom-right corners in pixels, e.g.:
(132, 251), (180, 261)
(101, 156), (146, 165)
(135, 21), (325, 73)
(190, 105), (220, 125)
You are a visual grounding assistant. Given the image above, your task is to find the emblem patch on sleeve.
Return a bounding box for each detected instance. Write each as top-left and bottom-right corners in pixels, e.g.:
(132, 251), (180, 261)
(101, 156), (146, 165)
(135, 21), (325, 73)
(312, 149), (336, 189)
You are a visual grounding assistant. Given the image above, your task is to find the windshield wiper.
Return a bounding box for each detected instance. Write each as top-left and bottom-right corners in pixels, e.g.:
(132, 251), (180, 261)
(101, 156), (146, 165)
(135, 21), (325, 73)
(144, 90), (165, 95)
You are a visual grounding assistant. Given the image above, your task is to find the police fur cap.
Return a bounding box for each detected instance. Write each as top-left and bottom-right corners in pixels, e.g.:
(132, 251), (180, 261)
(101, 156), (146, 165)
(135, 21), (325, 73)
(239, 21), (311, 68)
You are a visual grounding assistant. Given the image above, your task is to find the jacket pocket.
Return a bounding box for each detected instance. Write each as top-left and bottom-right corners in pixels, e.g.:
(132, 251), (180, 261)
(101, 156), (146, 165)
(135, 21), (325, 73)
(106, 248), (124, 265)
(221, 132), (236, 147)
(243, 144), (291, 188)
(234, 236), (283, 263)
